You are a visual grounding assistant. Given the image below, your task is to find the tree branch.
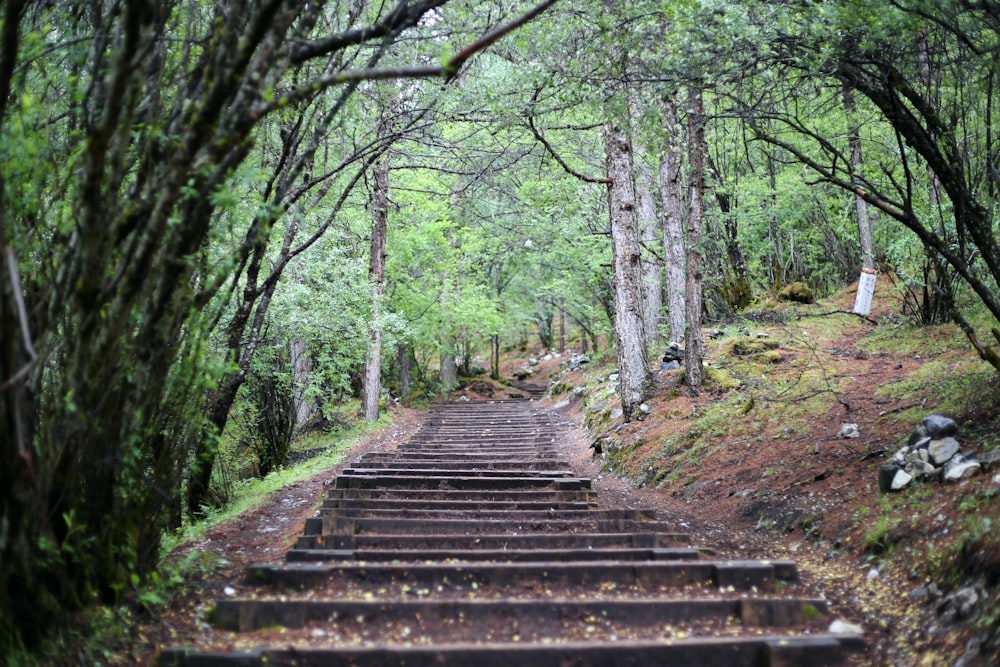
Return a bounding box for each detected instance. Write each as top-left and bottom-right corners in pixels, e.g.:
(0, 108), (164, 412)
(443, 0), (560, 80)
(526, 112), (612, 184)
(1, 247), (38, 390)
(291, 0), (448, 65)
(258, 0), (561, 117)
(799, 308), (879, 326)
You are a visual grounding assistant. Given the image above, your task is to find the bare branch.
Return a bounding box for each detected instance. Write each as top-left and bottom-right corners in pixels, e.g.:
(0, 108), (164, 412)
(1, 247), (37, 391)
(444, 0), (560, 79)
(291, 0), (448, 65)
(526, 113), (612, 184)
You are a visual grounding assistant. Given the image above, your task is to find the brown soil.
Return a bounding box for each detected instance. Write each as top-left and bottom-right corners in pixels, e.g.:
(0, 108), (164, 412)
(533, 299), (1000, 666)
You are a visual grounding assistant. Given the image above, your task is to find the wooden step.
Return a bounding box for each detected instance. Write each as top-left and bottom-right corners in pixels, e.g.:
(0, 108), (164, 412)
(160, 636), (861, 667)
(285, 546), (703, 563)
(324, 488), (595, 502)
(245, 559), (800, 591)
(212, 595), (833, 632)
(317, 516), (678, 535)
(293, 531), (691, 551)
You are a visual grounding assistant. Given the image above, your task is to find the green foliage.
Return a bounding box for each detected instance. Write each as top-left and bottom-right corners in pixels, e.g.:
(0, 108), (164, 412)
(0, 0), (574, 655)
(864, 515), (904, 555)
(7, 0), (1000, 657)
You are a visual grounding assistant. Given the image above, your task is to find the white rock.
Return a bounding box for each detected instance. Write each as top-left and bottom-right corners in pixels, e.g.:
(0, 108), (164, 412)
(928, 437), (960, 465)
(891, 469), (913, 490)
(943, 458), (981, 482)
(988, 474), (1000, 497)
(892, 446), (909, 465)
(839, 423), (860, 439)
(829, 619), (864, 635)
(223, 586), (237, 597)
(918, 448), (929, 463)
(866, 567), (880, 582)
(904, 460), (936, 477)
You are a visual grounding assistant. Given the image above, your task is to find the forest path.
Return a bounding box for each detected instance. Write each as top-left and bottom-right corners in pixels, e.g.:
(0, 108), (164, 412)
(154, 398), (863, 666)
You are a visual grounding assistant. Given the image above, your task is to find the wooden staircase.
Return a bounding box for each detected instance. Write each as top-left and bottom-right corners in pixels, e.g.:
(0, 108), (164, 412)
(160, 399), (863, 666)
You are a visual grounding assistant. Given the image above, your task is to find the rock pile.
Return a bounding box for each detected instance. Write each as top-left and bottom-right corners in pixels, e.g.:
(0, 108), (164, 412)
(661, 342), (683, 371)
(879, 414), (992, 492)
(512, 366), (533, 380)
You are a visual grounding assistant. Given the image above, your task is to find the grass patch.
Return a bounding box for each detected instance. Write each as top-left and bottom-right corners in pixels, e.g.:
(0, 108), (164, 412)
(857, 320), (964, 357)
(802, 603), (825, 620)
(864, 514), (905, 555)
(162, 411), (392, 555)
(875, 364), (996, 417)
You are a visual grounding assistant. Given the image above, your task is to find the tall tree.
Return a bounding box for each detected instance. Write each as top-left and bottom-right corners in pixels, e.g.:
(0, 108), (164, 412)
(636, 155), (663, 348)
(844, 86), (875, 270)
(684, 85), (706, 390)
(606, 124), (651, 418)
(630, 90), (663, 349)
(362, 122), (392, 422)
(659, 95), (687, 345)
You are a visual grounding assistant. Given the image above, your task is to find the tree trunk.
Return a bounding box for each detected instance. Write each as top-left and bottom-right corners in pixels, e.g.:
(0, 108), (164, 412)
(766, 156), (785, 287)
(685, 86), (706, 391)
(362, 151), (389, 422)
(659, 96), (686, 345)
(0, 243), (40, 648)
(290, 337), (313, 426)
(187, 239), (269, 517)
(490, 334), (501, 380)
(917, 32), (944, 220)
(440, 346), (458, 391)
(558, 299), (566, 354)
(628, 74), (662, 347)
(844, 86), (875, 270)
(605, 124), (650, 421)
(636, 157), (663, 348)
(396, 343), (414, 398)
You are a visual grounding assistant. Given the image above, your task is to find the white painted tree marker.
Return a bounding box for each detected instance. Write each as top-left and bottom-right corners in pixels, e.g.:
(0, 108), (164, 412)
(853, 268), (878, 316)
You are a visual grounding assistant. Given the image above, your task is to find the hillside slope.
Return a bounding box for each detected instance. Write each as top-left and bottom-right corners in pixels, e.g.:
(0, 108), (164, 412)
(511, 286), (1000, 667)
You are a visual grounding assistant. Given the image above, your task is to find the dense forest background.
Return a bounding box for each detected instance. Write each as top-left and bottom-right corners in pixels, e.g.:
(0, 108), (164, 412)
(2, 0), (1000, 655)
